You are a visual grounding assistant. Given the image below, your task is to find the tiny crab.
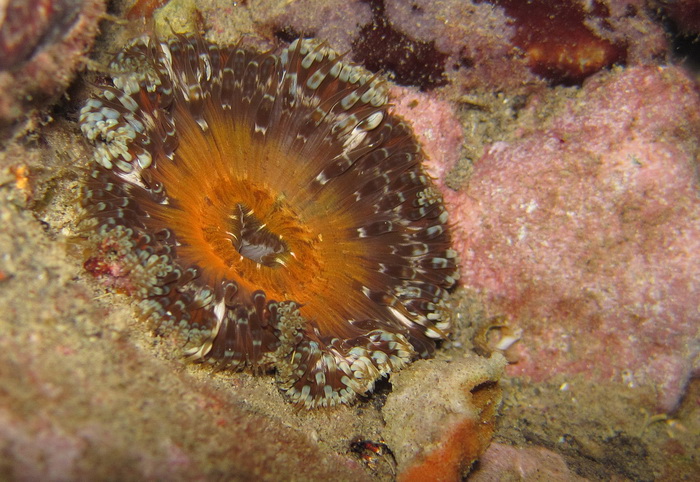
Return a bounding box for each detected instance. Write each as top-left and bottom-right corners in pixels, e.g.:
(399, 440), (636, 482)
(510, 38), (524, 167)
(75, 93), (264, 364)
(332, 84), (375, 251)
(350, 438), (396, 474)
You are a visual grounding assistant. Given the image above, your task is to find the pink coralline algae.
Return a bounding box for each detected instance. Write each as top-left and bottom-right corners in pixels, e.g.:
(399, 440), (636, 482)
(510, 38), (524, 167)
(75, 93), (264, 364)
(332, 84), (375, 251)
(223, 0), (668, 94)
(470, 443), (584, 481)
(443, 65), (700, 412)
(388, 86), (464, 181)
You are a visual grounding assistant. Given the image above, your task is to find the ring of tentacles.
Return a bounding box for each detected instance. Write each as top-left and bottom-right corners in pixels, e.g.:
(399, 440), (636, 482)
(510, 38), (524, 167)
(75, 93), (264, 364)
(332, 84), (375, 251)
(79, 35), (459, 408)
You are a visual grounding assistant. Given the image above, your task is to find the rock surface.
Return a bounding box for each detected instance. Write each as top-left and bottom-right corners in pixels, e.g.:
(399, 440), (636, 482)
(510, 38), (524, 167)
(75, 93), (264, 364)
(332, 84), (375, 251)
(0, 0), (105, 129)
(383, 355), (506, 481)
(443, 65), (700, 413)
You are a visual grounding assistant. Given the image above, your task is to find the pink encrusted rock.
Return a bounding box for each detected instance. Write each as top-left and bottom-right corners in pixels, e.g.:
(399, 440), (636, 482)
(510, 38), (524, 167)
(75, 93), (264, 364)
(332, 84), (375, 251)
(383, 0), (666, 89)
(382, 0), (533, 91)
(445, 65), (700, 412)
(469, 443), (585, 481)
(388, 85), (463, 183)
(266, 0), (372, 54)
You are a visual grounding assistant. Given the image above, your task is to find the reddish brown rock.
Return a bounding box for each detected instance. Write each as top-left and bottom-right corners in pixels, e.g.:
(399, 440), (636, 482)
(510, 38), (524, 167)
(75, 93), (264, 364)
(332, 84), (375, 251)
(0, 0), (105, 129)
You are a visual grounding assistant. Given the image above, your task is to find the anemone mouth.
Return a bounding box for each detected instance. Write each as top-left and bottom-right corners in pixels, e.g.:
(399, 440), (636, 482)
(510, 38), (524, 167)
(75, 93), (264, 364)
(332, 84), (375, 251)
(144, 152), (323, 306)
(79, 35), (459, 408)
(229, 203), (289, 267)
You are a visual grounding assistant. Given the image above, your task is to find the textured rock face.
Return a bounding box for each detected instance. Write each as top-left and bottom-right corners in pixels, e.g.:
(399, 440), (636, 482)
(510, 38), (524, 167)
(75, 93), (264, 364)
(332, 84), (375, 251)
(382, 355), (506, 481)
(443, 65), (700, 412)
(470, 443), (586, 481)
(0, 0), (105, 128)
(0, 175), (371, 481)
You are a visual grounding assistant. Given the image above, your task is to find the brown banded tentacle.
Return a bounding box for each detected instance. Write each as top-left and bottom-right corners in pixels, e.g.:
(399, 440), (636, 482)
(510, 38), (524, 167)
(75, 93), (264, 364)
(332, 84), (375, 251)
(281, 327), (415, 409)
(79, 35), (459, 408)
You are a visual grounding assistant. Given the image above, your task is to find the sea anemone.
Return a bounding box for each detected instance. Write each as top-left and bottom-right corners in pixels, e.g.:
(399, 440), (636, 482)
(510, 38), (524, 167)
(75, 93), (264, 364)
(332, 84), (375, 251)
(79, 34), (458, 408)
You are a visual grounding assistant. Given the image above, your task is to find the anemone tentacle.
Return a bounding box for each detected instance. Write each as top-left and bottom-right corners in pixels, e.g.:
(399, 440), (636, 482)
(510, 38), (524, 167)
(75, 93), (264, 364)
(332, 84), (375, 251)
(80, 35), (459, 408)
